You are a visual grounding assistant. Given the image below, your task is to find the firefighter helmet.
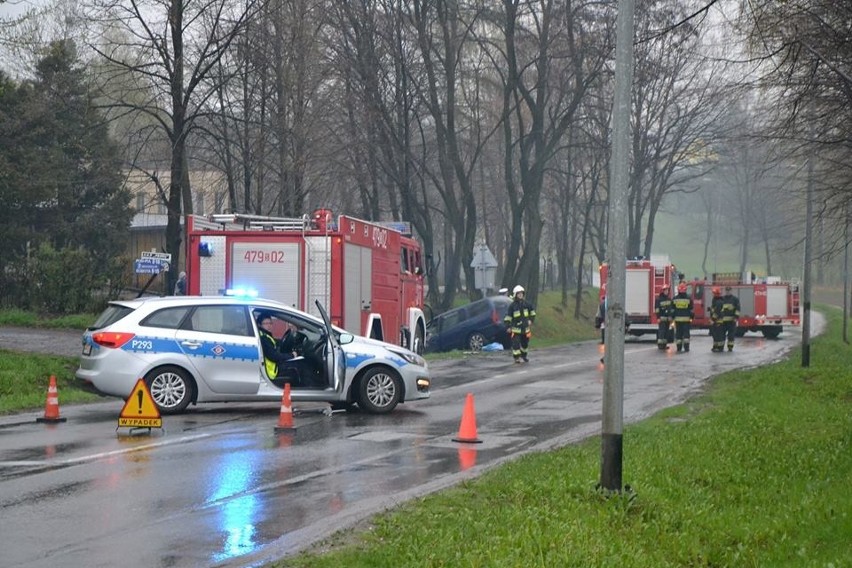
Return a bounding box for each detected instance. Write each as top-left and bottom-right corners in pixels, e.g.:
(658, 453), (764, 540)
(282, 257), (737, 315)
(677, 282), (687, 293)
(712, 286), (721, 297)
(661, 285), (670, 293)
(513, 285), (525, 296)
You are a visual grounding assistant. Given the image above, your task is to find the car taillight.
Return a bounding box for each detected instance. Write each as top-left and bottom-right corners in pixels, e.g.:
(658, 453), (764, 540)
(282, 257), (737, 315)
(92, 332), (135, 349)
(491, 309), (500, 324)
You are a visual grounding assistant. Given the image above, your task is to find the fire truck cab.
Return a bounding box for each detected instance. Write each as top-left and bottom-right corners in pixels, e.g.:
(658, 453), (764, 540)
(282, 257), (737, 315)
(185, 210), (427, 354)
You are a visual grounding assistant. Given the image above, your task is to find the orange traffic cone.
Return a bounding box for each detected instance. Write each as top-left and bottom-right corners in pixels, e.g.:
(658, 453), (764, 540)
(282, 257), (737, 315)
(452, 392), (482, 443)
(36, 375), (67, 424)
(274, 383), (296, 433)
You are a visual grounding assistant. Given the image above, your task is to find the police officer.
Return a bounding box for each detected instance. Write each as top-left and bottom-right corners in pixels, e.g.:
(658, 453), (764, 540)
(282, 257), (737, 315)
(709, 286), (725, 352)
(257, 313), (301, 387)
(654, 285), (674, 350)
(720, 286), (741, 351)
(672, 282), (694, 353)
(504, 285), (536, 363)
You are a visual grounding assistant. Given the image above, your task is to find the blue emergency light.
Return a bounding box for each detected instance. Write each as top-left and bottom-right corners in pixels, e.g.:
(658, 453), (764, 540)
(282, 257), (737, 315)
(225, 287), (259, 298)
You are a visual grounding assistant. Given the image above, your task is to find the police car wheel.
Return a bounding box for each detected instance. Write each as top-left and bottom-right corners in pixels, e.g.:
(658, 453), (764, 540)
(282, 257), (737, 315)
(145, 365), (194, 414)
(357, 367), (402, 414)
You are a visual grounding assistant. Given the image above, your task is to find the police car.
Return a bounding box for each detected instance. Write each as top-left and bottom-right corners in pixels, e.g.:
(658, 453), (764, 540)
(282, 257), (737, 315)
(76, 295), (431, 414)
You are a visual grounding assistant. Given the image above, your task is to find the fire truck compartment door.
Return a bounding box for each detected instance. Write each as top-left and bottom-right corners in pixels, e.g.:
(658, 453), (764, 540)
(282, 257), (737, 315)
(344, 244), (372, 336)
(231, 242), (301, 307)
(766, 287), (787, 316)
(625, 270), (651, 315)
(315, 300), (344, 391)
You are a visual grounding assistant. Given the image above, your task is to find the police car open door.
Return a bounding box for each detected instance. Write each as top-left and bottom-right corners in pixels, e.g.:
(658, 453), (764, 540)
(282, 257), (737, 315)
(315, 300), (344, 391)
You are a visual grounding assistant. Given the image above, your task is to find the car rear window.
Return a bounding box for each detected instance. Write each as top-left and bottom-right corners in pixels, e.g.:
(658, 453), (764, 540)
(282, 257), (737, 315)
(141, 307), (192, 330)
(88, 304), (135, 331)
(466, 300), (490, 318)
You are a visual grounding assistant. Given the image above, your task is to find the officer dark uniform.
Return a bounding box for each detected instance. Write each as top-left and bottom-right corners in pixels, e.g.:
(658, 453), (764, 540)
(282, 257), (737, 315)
(504, 285), (536, 363)
(671, 282), (694, 353)
(720, 286), (741, 351)
(257, 314), (301, 387)
(709, 286), (725, 352)
(654, 286), (674, 350)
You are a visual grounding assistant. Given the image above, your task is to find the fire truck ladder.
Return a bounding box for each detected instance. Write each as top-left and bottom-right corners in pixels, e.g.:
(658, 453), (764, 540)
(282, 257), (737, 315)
(208, 213), (310, 232)
(789, 279), (801, 315)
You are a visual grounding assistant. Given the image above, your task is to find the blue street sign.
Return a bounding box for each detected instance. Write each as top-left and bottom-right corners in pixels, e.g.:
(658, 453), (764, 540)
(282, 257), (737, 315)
(135, 258), (167, 274)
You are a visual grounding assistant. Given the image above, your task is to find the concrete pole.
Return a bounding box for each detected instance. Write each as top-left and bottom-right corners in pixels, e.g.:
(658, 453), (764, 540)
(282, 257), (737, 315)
(843, 203), (849, 344)
(600, 0), (635, 492)
(801, 156), (813, 367)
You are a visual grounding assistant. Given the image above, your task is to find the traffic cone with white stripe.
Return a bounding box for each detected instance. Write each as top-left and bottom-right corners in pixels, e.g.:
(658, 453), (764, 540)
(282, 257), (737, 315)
(36, 375), (67, 423)
(274, 382), (296, 433)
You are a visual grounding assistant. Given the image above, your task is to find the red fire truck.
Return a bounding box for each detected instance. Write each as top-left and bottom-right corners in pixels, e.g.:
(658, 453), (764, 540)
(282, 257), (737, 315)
(599, 257), (679, 337)
(600, 260), (801, 339)
(686, 272), (801, 339)
(185, 210), (427, 353)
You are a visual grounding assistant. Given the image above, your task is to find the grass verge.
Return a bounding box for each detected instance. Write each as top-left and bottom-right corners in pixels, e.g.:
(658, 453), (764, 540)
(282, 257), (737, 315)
(0, 351), (103, 414)
(274, 307), (852, 567)
(0, 308), (95, 330)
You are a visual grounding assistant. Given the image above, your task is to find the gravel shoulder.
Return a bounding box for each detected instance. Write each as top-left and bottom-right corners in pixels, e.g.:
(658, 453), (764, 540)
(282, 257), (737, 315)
(0, 326), (83, 358)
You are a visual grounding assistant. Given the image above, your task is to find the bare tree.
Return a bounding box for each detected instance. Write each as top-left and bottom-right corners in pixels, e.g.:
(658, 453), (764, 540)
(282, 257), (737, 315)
(84, 0), (261, 290)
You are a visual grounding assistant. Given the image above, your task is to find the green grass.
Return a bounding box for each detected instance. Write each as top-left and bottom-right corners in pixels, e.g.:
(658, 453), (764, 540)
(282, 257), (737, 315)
(0, 308), (95, 330)
(273, 307), (852, 568)
(0, 351), (103, 414)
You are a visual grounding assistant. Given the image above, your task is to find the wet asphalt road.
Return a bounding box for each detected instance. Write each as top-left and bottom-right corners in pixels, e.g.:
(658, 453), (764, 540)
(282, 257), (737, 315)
(0, 318), (823, 568)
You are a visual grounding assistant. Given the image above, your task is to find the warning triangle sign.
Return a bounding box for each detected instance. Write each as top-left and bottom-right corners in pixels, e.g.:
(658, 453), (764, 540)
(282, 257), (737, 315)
(118, 378), (163, 428)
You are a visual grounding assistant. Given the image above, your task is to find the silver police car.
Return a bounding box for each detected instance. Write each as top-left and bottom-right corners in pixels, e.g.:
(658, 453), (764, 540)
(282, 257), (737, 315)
(76, 296), (431, 414)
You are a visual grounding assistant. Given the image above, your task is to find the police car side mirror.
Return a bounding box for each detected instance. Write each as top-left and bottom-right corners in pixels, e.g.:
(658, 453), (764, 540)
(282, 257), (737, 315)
(339, 333), (354, 345)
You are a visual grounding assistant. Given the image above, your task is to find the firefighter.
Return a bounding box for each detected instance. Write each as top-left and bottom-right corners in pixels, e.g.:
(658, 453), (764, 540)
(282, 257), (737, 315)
(671, 282), (694, 353)
(720, 285), (741, 351)
(709, 286), (725, 352)
(654, 285), (674, 350)
(594, 295), (607, 344)
(504, 285), (536, 363)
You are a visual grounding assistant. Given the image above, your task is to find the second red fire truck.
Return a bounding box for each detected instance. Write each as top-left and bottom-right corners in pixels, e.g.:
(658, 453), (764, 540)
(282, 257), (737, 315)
(185, 210), (428, 353)
(599, 258), (800, 339)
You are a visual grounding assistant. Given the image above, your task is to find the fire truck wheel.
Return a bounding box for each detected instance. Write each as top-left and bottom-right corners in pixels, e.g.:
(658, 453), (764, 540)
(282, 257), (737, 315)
(467, 332), (487, 351)
(761, 326), (782, 339)
(144, 365), (194, 414)
(357, 367), (402, 414)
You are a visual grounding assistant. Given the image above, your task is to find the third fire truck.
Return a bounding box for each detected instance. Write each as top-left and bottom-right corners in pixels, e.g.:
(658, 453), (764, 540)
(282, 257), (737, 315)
(599, 259), (801, 339)
(185, 210), (427, 353)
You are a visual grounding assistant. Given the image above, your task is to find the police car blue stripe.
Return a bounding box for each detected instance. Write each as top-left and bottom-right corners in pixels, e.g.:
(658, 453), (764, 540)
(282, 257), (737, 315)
(121, 336), (259, 362)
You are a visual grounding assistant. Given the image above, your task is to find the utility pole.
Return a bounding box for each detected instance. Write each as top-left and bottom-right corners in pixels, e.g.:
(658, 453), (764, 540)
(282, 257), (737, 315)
(801, 155), (813, 367)
(844, 203), (849, 344)
(600, 0), (635, 492)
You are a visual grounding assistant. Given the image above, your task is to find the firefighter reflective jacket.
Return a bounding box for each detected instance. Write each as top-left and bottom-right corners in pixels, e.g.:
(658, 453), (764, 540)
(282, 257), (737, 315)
(720, 294), (741, 322)
(654, 293), (673, 321)
(671, 293), (694, 323)
(504, 299), (536, 334)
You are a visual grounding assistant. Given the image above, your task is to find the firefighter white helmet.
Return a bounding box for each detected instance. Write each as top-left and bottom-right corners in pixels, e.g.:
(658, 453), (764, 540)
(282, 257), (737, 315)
(513, 285), (525, 295)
